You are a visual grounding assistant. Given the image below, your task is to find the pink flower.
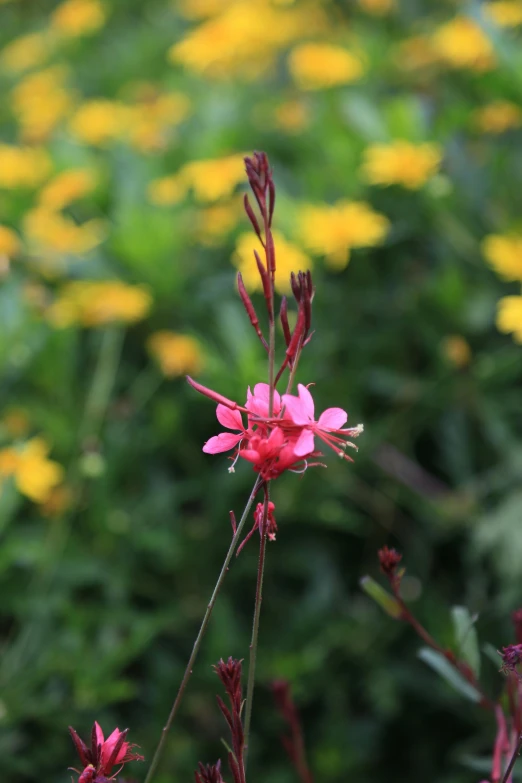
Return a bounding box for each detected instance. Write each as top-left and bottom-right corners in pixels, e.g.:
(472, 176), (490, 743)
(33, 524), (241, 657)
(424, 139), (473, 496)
(69, 722), (144, 782)
(281, 384), (363, 459)
(245, 383), (281, 419)
(203, 404), (250, 456)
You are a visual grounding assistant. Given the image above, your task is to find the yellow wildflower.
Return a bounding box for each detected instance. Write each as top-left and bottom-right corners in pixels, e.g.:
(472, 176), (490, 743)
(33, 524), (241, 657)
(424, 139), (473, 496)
(51, 0), (106, 36)
(196, 201), (242, 245)
(496, 296), (522, 342)
(474, 101), (522, 133)
(441, 335), (471, 368)
(432, 17), (495, 71)
(24, 208), (106, 255)
(47, 280), (152, 328)
(288, 43), (364, 90)
(127, 92), (191, 152)
(147, 175), (186, 206)
(232, 231), (312, 294)
(0, 225), (21, 258)
(69, 100), (129, 146)
(358, 0), (395, 15)
(38, 169), (96, 210)
(360, 141), (442, 189)
(273, 100), (309, 133)
(1, 408), (30, 438)
(11, 66), (75, 142)
(0, 437), (64, 503)
(169, 0), (320, 79)
(148, 331), (204, 377)
(395, 36), (440, 71)
(178, 154), (247, 202)
(482, 234), (522, 281)
(486, 1), (522, 27)
(0, 145), (51, 188)
(39, 483), (74, 517)
(297, 200), (390, 269)
(1, 32), (50, 72)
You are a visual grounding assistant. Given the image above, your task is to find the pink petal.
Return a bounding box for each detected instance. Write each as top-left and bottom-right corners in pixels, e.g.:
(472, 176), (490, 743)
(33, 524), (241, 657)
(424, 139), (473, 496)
(281, 388), (313, 426)
(317, 407), (347, 431)
(115, 741), (130, 764)
(297, 384), (315, 419)
(240, 448), (261, 463)
(253, 383), (281, 413)
(293, 429), (315, 457)
(95, 722), (105, 747)
(101, 728), (121, 767)
(216, 404), (243, 431)
(267, 426), (284, 447)
(203, 432), (242, 454)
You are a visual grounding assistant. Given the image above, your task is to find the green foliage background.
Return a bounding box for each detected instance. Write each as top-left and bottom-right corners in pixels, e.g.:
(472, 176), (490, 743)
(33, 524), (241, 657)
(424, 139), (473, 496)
(1, 1), (522, 782)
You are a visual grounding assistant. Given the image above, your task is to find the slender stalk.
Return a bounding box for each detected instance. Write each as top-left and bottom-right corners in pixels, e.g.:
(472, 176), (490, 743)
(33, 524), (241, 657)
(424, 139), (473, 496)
(80, 327), (124, 443)
(243, 486), (270, 767)
(144, 476), (262, 783)
(501, 733), (522, 783)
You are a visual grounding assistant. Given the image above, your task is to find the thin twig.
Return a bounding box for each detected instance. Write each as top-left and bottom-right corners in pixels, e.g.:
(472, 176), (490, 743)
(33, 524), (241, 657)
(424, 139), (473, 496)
(243, 486), (270, 767)
(501, 733), (522, 783)
(144, 476), (262, 783)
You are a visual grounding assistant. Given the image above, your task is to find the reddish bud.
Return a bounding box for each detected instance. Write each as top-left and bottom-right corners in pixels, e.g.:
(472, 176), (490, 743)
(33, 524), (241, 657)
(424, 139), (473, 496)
(500, 644), (522, 676)
(186, 377), (243, 411)
(195, 760), (226, 783)
(378, 546), (402, 577)
(280, 296), (291, 348)
(237, 272), (268, 351)
(243, 193), (262, 242)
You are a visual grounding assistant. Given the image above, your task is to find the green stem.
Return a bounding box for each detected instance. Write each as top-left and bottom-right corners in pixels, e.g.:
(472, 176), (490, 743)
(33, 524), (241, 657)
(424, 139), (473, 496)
(243, 486), (269, 767)
(144, 476), (262, 783)
(80, 327), (124, 443)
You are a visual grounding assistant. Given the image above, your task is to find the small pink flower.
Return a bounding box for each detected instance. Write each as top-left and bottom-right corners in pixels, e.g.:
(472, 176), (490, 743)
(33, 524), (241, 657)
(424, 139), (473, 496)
(246, 383), (281, 419)
(203, 404), (250, 455)
(281, 384), (363, 459)
(69, 722), (144, 782)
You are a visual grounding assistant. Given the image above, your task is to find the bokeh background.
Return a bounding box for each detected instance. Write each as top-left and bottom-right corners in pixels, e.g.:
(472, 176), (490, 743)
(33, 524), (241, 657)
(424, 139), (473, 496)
(2, 0), (522, 781)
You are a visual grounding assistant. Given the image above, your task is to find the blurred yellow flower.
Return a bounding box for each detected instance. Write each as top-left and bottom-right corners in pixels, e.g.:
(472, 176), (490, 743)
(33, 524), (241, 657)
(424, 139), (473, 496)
(232, 231), (312, 294)
(1, 32), (50, 72)
(395, 35), (440, 71)
(38, 169), (96, 210)
(11, 66), (75, 142)
(24, 208), (106, 256)
(0, 225), (21, 258)
(147, 175), (186, 206)
(69, 100), (129, 146)
(176, 154), (247, 202)
(298, 200), (390, 269)
(127, 92), (191, 152)
(0, 437), (64, 503)
(39, 483), (74, 517)
(196, 201), (242, 245)
(358, 0), (395, 15)
(496, 296), (522, 342)
(169, 0), (320, 79)
(474, 101), (522, 133)
(148, 331), (204, 377)
(432, 17), (495, 71)
(360, 141), (442, 189)
(441, 335), (471, 368)
(273, 100), (309, 133)
(482, 234), (522, 281)
(47, 280), (152, 327)
(1, 408), (30, 438)
(486, 1), (522, 27)
(51, 0), (106, 36)
(0, 144), (51, 188)
(288, 43), (364, 90)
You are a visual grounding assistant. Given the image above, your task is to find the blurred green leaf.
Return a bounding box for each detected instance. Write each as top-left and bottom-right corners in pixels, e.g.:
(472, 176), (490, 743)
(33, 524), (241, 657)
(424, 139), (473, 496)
(451, 605), (480, 677)
(418, 648), (482, 703)
(359, 576), (402, 619)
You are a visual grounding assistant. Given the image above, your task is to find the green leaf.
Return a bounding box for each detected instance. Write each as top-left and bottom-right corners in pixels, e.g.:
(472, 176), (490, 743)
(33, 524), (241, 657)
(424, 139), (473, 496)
(418, 648), (482, 703)
(360, 576), (402, 619)
(451, 605), (480, 676)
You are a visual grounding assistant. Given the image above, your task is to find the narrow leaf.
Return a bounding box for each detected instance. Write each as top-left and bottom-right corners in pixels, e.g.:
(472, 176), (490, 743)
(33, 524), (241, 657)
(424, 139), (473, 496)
(418, 647), (482, 703)
(360, 576), (402, 619)
(451, 605), (481, 676)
